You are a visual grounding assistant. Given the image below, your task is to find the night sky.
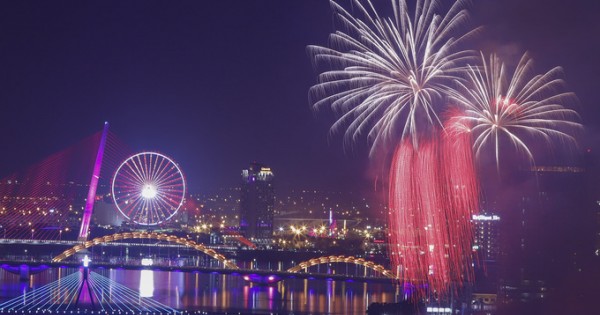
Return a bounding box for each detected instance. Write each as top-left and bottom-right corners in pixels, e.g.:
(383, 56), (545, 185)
(0, 0), (599, 193)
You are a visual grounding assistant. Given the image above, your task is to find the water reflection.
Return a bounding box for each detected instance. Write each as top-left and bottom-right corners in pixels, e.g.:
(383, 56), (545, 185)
(139, 270), (154, 297)
(1, 268), (397, 314)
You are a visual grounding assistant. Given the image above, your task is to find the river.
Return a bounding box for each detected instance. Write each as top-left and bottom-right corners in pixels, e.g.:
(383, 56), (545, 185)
(0, 267), (399, 314)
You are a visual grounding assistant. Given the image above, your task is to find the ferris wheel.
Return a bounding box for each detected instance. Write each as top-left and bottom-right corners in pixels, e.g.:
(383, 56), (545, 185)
(112, 152), (186, 226)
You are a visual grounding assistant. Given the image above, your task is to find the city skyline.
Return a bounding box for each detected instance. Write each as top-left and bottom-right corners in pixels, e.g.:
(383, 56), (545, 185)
(0, 0), (598, 194)
(0, 1), (598, 314)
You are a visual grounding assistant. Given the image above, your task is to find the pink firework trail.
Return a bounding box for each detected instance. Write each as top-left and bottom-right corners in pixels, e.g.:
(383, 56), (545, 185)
(442, 112), (480, 282)
(389, 116), (478, 296)
(308, 0), (485, 298)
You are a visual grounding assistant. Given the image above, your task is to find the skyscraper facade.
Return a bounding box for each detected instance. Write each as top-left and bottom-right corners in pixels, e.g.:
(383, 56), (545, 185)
(495, 165), (594, 312)
(473, 213), (501, 262)
(239, 163), (275, 244)
(471, 211), (501, 313)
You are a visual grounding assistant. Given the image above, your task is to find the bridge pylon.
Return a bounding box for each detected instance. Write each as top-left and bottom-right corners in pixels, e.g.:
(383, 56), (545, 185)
(78, 122), (109, 241)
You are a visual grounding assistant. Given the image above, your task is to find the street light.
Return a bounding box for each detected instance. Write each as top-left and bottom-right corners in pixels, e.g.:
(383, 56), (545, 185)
(195, 234), (200, 267)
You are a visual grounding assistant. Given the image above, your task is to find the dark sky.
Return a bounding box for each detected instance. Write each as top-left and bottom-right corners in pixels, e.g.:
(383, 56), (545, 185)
(0, 0), (598, 193)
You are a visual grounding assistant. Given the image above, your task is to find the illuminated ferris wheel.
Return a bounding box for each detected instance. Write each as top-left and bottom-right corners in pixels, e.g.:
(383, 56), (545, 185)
(112, 152), (186, 226)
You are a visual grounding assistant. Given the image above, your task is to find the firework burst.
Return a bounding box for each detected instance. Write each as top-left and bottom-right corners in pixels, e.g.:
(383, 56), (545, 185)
(309, 0), (481, 298)
(449, 52), (581, 167)
(309, 0), (582, 301)
(308, 0), (476, 153)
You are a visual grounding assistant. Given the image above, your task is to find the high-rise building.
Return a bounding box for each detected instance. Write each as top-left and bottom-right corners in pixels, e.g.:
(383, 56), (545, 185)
(495, 165), (594, 312)
(472, 213), (501, 262)
(471, 212), (501, 314)
(239, 163), (275, 244)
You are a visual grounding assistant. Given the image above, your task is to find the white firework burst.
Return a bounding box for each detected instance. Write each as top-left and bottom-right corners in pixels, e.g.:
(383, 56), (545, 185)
(308, 0), (477, 154)
(448, 52), (581, 166)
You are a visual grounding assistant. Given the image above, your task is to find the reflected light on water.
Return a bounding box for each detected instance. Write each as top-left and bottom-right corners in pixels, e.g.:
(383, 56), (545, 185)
(139, 269), (154, 297)
(1, 267), (397, 314)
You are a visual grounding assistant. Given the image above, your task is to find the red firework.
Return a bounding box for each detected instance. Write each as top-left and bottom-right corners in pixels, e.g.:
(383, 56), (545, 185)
(388, 113), (479, 298)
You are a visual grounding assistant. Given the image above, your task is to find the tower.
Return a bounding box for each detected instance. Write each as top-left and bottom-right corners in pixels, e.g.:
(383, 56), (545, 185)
(239, 163), (274, 245)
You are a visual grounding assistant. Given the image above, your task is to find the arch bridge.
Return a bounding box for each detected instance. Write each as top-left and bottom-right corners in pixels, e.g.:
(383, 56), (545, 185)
(287, 255), (396, 279)
(51, 231), (239, 269)
(51, 233), (395, 280)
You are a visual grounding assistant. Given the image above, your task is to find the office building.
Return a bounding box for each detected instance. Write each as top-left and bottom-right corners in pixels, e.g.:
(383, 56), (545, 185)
(239, 163), (275, 244)
(496, 165), (593, 311)
(473, 213), (501, 262)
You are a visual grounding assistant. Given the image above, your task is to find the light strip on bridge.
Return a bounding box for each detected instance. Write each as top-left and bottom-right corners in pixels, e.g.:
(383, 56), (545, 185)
(0, 270), (81, 311)
(0, 269), (180, 314)
(0, 238), (238, 251)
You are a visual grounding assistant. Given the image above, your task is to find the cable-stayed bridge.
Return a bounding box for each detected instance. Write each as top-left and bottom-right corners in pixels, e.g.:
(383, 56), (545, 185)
(0, 124), (401, 314)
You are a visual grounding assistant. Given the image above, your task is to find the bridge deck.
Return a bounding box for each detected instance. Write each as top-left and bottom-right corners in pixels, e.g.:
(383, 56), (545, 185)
(0, 260), (395, 283)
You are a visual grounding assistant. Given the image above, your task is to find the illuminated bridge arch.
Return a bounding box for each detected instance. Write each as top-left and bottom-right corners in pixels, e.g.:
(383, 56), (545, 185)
(51, 232), (238, 269)
(287, 255), (396, 279)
